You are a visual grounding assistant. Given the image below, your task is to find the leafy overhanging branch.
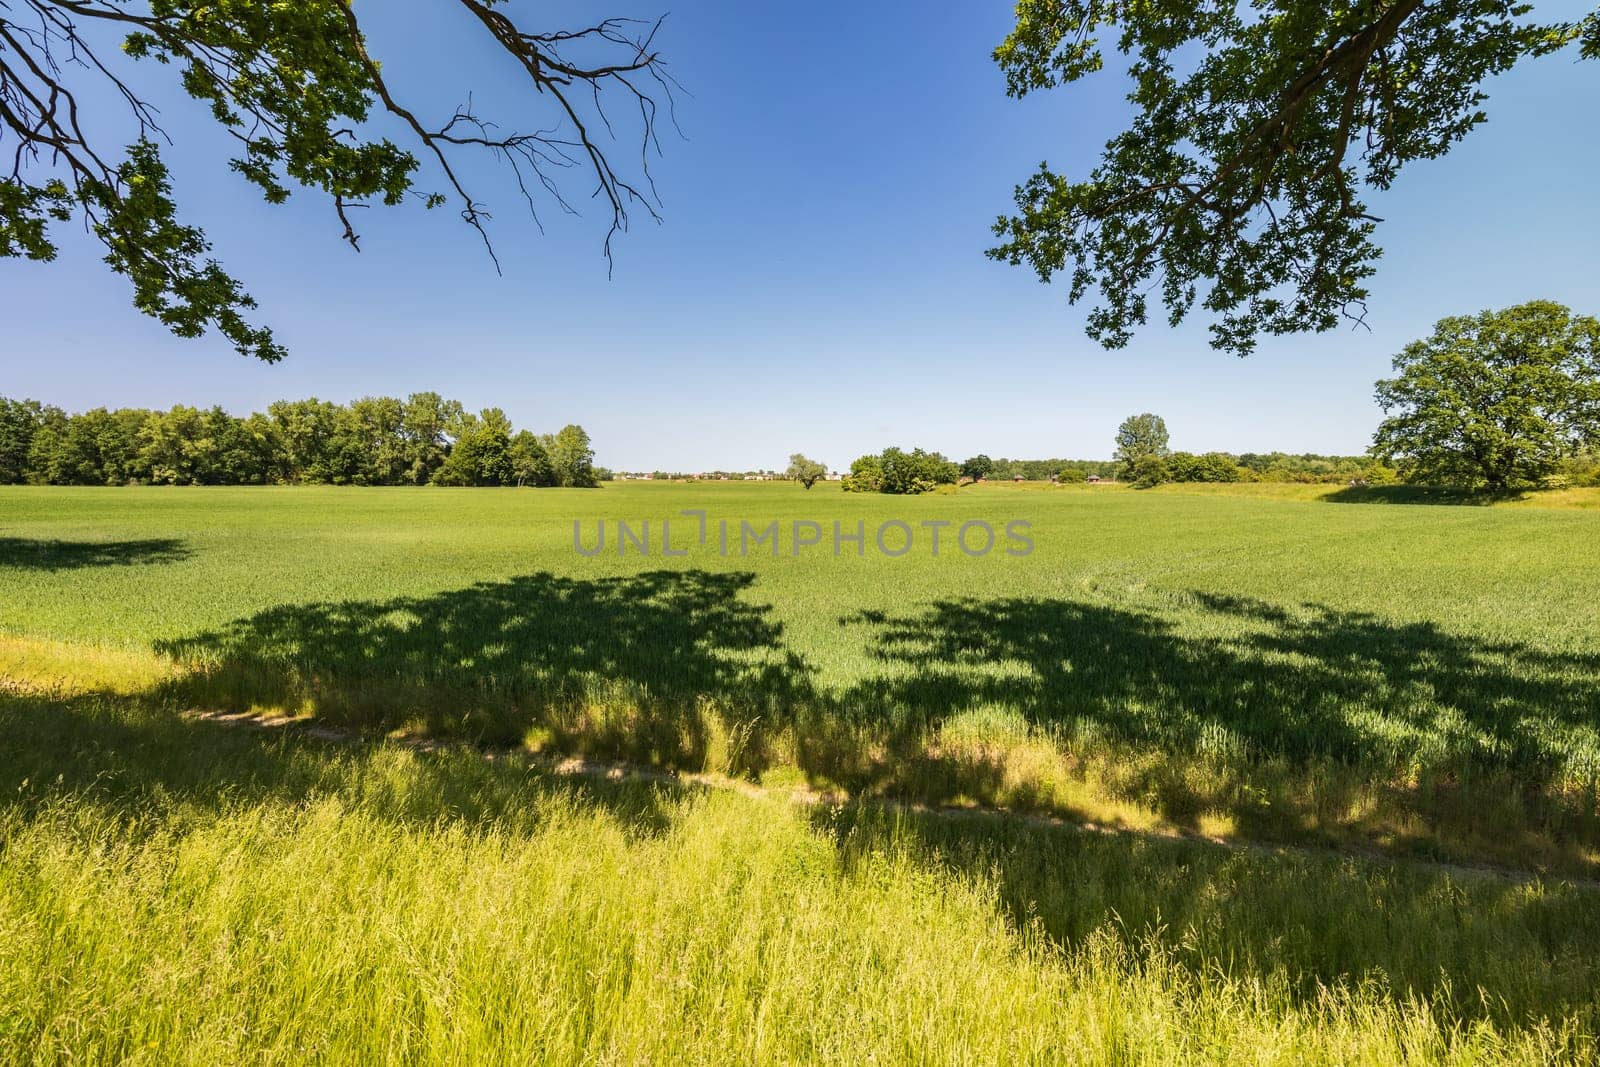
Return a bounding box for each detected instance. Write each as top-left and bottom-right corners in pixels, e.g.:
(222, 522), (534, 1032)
(0, 0), (678, 361)
(989, 0), (1591, 355)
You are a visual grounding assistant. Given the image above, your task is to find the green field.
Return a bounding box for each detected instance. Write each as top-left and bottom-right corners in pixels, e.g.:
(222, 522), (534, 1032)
(4, 483), (1600, 1062)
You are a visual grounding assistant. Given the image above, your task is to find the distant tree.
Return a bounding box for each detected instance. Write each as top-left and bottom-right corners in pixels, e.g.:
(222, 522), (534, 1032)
(841, 454), (883, 493)
(0, 397), (47, 483)
(547, 425), (599, 488)
(786, 453), (828, 489)
(961, 454), (996, 481)
(1130, 454), (1170, 489)
(1056, 465), (1088, 483)
(1114, 414), (1170, 479)
(1168, 451), (1244, 483)
(1373, 301), (1600, 491)
(267, 398), (343, 483)
(510, 431), (556, 487)
(434, 408), (515, 487)
(400, 393), (463, 486)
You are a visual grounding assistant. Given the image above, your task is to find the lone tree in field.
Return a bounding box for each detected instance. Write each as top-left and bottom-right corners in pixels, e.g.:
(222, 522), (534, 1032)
(987, 1), (1600, 355)
(785, 453), (827, 489)
(1113, 413), (1169, 479)
(0, 1), (677, 362)
(1373, 301), (1600, 491)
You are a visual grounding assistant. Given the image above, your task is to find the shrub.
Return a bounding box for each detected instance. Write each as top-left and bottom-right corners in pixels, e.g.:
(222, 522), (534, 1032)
(1131, 455), (1169, 488)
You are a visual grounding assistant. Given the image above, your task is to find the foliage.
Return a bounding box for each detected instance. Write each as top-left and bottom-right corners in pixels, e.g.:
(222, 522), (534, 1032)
(432, 409), (515, 487)
(0, 393), (593, 488)
(546, 424), (600, 489)
(1056, 466), (1088, 483)
(1114, 413), (1170, 479)
(785, 453), (828, 489)
(961, 454), (997, 481)
(988, 0), (1591, 355)
(1129, 454), (1170, 488)
(1373, 301), (1600, 490)
(843, 447), (959, 494)
(1, 2), (676, 360)
(841, 454), (884, 493)
(1168, 452), (1246, 484)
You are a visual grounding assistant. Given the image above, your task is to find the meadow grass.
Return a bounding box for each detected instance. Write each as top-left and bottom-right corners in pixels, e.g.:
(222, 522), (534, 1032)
(3, 481), (1600, 876)
(2, 689), (1599, 1064)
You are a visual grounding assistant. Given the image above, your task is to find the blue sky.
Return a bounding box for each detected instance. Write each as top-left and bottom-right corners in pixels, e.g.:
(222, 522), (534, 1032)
(4, 0), (1598, 471)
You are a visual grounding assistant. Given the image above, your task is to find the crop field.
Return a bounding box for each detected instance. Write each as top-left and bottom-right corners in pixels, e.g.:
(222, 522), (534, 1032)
(4, 482), (1600, 1062)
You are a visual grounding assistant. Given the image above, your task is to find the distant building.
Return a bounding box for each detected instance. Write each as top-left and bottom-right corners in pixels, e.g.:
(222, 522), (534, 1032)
(1087, 475), (1102, 484)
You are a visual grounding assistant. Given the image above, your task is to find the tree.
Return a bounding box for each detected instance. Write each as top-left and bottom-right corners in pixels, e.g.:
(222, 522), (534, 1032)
(0, 397), (46, 483)
(961, 454), (996, 481)
(400, 392), (463, 486)
(510, 431), (555, 487)
(843, 447), (958, 494)
(988, 1), (1597, 356)
(1113, 413), (1170, 479)
(786, 453), (828, 489)
(1372, 301), (1600, 491)
(547, 424), (598, 488)
(841, 454), (883, 493)
(1, 3), (677, 361)
(434, 408), (514, 487)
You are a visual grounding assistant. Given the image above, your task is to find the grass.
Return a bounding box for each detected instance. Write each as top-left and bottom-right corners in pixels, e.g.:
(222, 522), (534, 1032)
(5, 482), (1600, 1061)
(3, 689), (1599, 1064)
(3, 482), (1599, 875)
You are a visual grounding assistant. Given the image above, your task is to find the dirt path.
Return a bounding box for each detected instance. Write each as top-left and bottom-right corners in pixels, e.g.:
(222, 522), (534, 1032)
(184, 707), (1600, 893)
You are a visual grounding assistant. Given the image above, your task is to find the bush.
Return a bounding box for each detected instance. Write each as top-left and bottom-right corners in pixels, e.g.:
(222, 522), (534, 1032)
(845, 448), (958, 494)
(1131, 455), (1169, 488)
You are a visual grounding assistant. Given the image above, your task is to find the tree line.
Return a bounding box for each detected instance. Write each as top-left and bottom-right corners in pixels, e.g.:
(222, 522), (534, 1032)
(837, 442), (1386, 495)
(0, 394), (599, 488)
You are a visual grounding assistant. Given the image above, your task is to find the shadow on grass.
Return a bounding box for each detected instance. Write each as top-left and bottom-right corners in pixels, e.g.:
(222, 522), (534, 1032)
(156, 570), (813, 771)
(0, 536), (190, 570)
(5, 685), (1598, 1036)
(1322, 484), (1529, 505)
(0, 688), (685, 840)
(827, 593), (1600, 863)
(138, 571), (1600, 869)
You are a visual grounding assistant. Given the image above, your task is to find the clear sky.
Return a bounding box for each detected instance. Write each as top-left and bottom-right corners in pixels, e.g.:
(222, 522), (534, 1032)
(4, 0), (1598, 471)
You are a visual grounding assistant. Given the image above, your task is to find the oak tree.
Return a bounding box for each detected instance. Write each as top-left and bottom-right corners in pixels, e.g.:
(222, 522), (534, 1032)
(1373, 300), (1600, 490)
(1, 1), (676, 361)
(989, 1), (1596, 355)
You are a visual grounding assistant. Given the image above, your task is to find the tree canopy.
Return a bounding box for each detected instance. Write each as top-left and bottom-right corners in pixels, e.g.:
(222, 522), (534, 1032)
(785, 453), (828, 489)
(1, 1), (676, 361)
(1113, 413), (1169, 478)
(0, 392), (600, 487)
(988, 0), (1596, 355)
(1372, 300), (1600, 491)
(842, 447), (959, 494)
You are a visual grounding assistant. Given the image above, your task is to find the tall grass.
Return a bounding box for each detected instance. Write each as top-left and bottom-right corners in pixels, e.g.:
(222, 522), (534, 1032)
(2, 691), (1597, 1064)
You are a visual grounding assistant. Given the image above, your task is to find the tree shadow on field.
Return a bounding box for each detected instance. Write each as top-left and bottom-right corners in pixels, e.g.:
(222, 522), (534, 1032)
(1322, 484), (1527, 505)
(0, 536), (190, 569)
(156, 570), (816, 773)
(0, 687), (690, 843)
(829, 593), (1600, 855)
